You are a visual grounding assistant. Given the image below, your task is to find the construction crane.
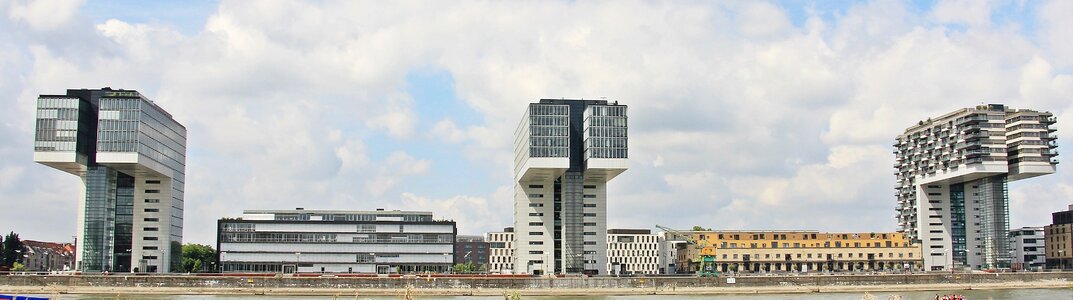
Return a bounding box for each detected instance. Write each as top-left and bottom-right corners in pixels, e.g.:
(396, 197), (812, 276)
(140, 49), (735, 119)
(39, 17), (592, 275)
(656, 225), (717, 277)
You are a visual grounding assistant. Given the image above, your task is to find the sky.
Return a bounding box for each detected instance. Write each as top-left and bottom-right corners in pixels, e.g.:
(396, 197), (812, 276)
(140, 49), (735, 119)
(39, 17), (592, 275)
(1, 0), (1072, 246)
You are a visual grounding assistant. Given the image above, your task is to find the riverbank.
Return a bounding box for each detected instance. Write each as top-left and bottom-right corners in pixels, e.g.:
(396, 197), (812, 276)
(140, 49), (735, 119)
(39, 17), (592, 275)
(1, 280), (1070, 296)
(2, 273), (1071, 296)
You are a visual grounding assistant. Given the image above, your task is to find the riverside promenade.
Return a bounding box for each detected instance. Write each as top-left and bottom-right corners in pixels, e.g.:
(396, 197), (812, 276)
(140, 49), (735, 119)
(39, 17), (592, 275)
(2, 272), (1072, 296)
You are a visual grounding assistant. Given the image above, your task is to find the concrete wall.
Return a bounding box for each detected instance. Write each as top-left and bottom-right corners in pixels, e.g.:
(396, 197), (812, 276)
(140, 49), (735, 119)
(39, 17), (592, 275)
(3, 273), (1073, 290)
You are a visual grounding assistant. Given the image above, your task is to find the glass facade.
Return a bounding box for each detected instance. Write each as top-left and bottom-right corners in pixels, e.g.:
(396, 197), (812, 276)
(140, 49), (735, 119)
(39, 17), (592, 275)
(978, 175), (1010, 269)
(950, 183), (967, 266)
(528, 105), (569, 158)
(81, 166), (117, 272)
(584, 105), (628, 159)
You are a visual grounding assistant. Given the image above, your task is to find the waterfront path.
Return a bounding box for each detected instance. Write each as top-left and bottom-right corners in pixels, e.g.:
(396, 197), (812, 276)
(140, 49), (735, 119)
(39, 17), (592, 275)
(2, 273), (1071, 296)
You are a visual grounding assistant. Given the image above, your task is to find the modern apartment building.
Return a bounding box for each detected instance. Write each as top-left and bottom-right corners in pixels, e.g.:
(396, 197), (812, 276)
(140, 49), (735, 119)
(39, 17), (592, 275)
(454, 235), (489, 270)
(487, 228), (514, 274)
(1045, 205), (1073, 269)
(33, 88), (187, 273)
(217, 209), (455, 274)
(513, 99), (628, 275)
(673, 231), (921, 274)
(1008, 227), (1045, 271)
(606, 229), (659, 275)
(894, 104), (1057, 270)
(657, 231), (687, 274)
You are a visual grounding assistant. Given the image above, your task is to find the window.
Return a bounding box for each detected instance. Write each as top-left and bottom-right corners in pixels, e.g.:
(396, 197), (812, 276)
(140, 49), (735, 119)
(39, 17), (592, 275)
(583, 204), (596, 208)
(583, 232), (596, 235)
(144, 208), (159, 212)
(143, 256), (158, 260)
(145, 180), (161, 184)
(529, 213), (544, 217)
(528, 185), (543, 188)
(529, 241), (543, 245)
(529, 251), (543, 254)
(145, 199), (160, 203)
(529, 222), (544, 226)
(529, 203), (544, 207)
(143, 227), (158, 232)
(143, 246), (158, 250)
(529, 194), (543, 198)
(145, 189), (160, 194)
(144, 218), (158, 222)
(583, 185), (597, 189)
(583, 213), (596, 217)
(583, 195), (596, 198)
(143, 237), (158, 241)
(529, 232), (544, 236)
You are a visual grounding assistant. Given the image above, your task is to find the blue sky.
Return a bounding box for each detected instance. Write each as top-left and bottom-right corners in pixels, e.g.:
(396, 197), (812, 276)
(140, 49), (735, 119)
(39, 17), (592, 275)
(1, 0), (1072, 246)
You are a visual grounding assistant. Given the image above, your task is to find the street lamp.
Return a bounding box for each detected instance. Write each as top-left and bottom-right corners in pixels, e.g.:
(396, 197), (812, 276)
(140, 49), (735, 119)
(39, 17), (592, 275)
(1059, 250), (1065, 271)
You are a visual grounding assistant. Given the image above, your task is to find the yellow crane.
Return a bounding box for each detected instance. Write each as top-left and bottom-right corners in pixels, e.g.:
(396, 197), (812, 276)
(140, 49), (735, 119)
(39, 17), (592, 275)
(656, 225), (717, 277)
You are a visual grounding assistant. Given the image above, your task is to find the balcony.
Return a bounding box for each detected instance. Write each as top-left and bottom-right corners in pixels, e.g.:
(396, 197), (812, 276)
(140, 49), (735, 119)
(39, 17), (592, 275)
(1042, 116), (1057, 124)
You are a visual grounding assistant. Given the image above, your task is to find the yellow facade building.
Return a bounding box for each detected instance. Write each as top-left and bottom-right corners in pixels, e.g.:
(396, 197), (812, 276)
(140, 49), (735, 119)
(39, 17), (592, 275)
(674, 231), (923, 273)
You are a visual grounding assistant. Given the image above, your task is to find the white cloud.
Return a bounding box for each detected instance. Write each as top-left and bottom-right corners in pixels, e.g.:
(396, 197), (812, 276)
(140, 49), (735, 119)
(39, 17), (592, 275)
(930, 0), (993, 28)
(5, 0), (84, 31)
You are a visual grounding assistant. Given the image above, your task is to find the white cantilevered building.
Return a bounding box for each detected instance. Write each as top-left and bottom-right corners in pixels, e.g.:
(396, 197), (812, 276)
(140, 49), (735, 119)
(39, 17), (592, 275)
(513, 99), (628, 275)
(34, 88), (187, 273)
(894, 104), (1057, 271)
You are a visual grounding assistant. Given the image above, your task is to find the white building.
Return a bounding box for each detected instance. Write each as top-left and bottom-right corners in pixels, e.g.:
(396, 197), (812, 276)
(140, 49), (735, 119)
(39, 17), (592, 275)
(513, 99), (628, 275)
(894, 104), (1057, 270)
(1009, 227), (1046, 271)
(34, 88), (187, 273)
(606, 229), (659, 275)
(657, 231), (687, 274)
(487, 228), (515, 274)
(217, 209), (455, 274)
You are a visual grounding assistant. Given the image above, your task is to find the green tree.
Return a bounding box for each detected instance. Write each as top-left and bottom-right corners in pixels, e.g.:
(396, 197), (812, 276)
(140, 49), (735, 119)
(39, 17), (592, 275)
(452, 261), (477, 274)
(2, 232), (24, 268)
(691, 226), (710, 231)
(180, 243), (216, 273)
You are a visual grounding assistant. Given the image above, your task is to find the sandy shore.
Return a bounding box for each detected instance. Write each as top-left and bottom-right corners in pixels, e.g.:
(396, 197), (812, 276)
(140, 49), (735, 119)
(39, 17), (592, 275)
(2, 280), (1070, 296)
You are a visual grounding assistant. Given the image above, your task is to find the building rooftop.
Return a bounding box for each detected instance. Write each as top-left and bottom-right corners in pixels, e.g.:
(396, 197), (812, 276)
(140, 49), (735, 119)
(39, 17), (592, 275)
(607, 229), (652, 235)
(242, 208), (433, 216)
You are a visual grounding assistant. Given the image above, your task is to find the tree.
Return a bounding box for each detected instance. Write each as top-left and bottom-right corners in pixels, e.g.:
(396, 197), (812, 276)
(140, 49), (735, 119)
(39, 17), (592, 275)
(1, 232), (24, 268)
(691, 226), (710, 231)
(452, 261), (477, 274)
(180, 243), (216, 273)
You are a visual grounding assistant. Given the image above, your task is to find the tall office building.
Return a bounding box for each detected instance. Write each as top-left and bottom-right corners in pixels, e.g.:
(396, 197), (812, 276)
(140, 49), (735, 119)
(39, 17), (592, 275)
(513, 99), (627, 275)
(894, 104), (1057, 271)
(33, 88), (187, 273)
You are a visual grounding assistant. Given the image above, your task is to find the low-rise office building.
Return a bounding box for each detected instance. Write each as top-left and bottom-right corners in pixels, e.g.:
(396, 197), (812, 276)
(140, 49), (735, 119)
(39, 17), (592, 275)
(1045, 205), (1073, 269)
(217, 208), (456, 274)
(487, 228), (514, 274)
(454, 235), (489, 271)
(607, 229), (660, 275)
(1008, 227), (1045, 271)
(673, 230), (922, 274)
